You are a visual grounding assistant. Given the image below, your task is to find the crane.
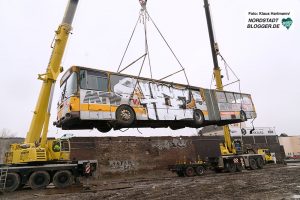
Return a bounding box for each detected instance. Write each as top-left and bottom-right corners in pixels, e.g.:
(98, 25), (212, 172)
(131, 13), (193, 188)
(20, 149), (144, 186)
(0, 0), (96, 192)
(203, 0), (237, 156)
(169, 0), (264, 177)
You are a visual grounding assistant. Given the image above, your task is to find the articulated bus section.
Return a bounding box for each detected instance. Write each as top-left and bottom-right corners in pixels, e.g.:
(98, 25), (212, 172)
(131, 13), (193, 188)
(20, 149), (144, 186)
(54, 66), (256, 132)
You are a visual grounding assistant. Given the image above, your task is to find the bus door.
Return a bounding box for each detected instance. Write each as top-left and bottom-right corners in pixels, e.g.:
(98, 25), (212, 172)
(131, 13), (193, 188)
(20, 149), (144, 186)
(80, 70), (111, 120)
(204, 89), (220, 121)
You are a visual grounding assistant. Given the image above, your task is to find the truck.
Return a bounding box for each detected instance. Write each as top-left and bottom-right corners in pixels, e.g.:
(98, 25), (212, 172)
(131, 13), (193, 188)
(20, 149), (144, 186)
(169, 0), (264, 176)
(0, 0), (97, 192)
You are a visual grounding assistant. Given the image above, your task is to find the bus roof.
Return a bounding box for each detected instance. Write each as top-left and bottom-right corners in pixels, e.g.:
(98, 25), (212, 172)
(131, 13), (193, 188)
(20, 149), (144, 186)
(60, 65), (251, 96)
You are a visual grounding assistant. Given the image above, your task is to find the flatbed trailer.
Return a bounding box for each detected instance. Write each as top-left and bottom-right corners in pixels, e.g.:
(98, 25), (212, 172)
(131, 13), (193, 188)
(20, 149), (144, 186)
(169, 162), (208, 177)
(0, 160), (97, 192)
(170, 154), (265, 177)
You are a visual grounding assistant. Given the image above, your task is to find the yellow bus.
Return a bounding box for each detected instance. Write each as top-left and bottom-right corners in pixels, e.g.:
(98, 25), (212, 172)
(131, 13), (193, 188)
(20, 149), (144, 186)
(54, 66), (256, 132)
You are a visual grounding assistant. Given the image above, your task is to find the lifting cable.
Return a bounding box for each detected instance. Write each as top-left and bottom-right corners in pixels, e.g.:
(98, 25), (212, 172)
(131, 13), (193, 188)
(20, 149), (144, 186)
(117, 0), (190, 87)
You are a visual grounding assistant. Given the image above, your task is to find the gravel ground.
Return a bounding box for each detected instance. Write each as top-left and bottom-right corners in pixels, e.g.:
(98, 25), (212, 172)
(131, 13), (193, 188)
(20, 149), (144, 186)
(1, 163), (300, 200)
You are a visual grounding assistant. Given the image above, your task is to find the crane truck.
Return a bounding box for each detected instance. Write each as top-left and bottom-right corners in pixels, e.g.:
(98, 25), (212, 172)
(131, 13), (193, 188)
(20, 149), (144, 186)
(0, 0), (96, 192)
(170, 0), (264, 177)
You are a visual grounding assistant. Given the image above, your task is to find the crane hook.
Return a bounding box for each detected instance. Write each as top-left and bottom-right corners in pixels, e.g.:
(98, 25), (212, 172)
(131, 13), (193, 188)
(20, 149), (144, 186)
(139, 0), (147, 10)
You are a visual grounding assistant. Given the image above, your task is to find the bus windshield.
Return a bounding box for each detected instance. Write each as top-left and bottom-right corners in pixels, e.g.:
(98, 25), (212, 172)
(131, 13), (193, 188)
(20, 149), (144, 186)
(59, 72), (78, 103)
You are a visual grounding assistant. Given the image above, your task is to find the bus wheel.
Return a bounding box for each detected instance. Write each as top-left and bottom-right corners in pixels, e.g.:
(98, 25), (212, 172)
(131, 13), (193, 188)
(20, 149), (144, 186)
(240, 110), (247, 122)
(29, 171), (50, 189)
(256, 157), (264, 169)
(4, 173), (20, 192)
(193, 109), (204, 126)
(116, 105), (135, 126)
(96, 123), (112, 133)
(195, 166), (205, 176)
(185, 166), (195, 177)
(53, 170), (73, 188)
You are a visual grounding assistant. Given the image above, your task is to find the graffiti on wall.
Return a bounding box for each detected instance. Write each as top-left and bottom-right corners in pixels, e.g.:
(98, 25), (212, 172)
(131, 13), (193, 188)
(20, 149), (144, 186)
(151, 138), (190, 150)
(109, 160), (137, 171)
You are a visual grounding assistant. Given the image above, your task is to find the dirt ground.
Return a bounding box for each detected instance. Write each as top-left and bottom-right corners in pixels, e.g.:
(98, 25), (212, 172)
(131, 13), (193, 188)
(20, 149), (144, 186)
(1, 163), (300, 200)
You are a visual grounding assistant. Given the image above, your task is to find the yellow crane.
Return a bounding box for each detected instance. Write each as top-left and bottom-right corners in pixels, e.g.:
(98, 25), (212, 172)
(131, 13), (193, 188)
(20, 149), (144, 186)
(170, 0), (264, 177)
(1, 0), (96, 192)
(204, 0), (263, 172)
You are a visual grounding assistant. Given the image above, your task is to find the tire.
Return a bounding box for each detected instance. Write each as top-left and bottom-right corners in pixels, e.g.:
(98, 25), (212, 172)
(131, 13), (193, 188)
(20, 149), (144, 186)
(96, 123), (112, 133)
(236, 164), (243, 172)
(256, 157), (264, 169)
(53, 170), (73, 188)
(225, 162), (237, 173)
(193, 109), (204, 126)
(28, 171), (50, 190)
(4, 173), (20, 192)
(170, 126), (184, 130)
(116, 105), (135, 126)
(176, 170), (185, 177)
(240, 110), (247, 122)
(185, 166), (195, 177)
(195, 166), (205, 176)
(249, 158), (257, 170)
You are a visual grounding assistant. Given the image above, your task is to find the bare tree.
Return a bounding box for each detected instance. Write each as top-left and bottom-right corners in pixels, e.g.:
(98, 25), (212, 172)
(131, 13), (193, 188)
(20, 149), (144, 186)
(0, 128), (16, 138)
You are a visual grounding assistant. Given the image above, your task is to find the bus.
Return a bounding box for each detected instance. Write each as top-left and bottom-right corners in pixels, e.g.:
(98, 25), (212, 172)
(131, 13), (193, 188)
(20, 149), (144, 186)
(54, 66), (257, 132)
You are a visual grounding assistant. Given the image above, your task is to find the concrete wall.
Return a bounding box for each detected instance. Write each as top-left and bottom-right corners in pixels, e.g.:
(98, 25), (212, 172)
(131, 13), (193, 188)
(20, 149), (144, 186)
(0, 136), (285, 179)
(69, 135), (284, 179)
(0, 138), (23, 163)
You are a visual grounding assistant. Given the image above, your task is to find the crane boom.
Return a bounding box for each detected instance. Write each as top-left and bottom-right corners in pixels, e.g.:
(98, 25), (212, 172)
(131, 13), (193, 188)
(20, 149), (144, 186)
(25, 0), (79, 144)
(6, 0), (79, 164)
(203, 0), (235, 154)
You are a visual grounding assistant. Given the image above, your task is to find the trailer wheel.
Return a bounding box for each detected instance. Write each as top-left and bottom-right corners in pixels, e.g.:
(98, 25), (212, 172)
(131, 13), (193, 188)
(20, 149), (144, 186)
(116, 105), (135, 126)
(176, 170), (185, 177)
(53, 170), (73, 188)
(225, 162), (236, 173)
(249, 158), (257, 170)
(195, 166), (205, 176)
(185, 166), (195, 177)
(256, 157), (264, 169)
(29, 171), (50, 189)
(4, 173), (20, 192)
(193, 109), (204, 126)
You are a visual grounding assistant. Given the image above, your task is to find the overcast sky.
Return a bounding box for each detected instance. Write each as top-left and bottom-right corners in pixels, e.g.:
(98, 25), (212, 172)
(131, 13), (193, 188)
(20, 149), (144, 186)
(0, 0), (299, 138)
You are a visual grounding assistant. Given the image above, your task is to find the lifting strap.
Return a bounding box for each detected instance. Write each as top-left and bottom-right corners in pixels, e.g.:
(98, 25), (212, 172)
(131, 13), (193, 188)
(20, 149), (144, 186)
(117, 0), (190, 87)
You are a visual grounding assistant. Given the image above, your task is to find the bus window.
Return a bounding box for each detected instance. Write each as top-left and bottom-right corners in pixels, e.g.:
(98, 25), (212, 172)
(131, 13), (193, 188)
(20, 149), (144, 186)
(81, 70), (108, 92)
(60, 72), (77, 102)
(234, 93), (242, 103)
(242, 94), (252, 104)
(65, 72), (77, 97)
(225, 92), (235, 103)
(110, 74), (135, 95)
(216, 91), (227, 103)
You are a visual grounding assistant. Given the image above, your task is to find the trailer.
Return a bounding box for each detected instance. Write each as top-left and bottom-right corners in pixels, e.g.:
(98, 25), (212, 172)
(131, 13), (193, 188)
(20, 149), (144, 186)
(170, 153), (264, 177)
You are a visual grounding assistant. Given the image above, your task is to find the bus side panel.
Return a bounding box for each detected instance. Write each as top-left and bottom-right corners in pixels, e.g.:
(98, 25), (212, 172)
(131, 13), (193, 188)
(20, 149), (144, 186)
(192, 89), (209, 120)
(204, 89), (221, 121)
(241, 94), (257, 119)
(79, 89), (112, 120)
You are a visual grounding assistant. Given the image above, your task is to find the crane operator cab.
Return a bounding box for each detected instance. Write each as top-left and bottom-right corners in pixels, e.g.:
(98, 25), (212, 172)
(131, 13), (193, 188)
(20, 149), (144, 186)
(47, 139), (71, 161)
(233, 139), (243, 155)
